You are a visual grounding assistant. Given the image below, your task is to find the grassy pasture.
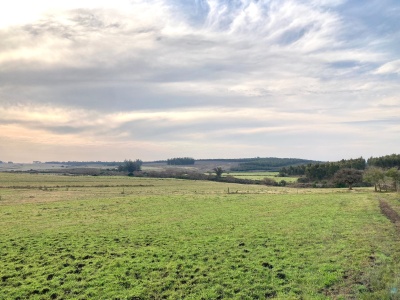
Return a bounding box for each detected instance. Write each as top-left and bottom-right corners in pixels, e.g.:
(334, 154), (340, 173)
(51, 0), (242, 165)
(1, 173), (400, 299)
(225, 172), (299, 183)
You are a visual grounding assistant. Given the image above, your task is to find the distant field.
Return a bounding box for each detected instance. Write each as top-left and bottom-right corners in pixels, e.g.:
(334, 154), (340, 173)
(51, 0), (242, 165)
(0, 161), (240, 174)
(226, 171), (299, 183)
(0, 163), (117, 172)
(144, 160), (241, 173)
(0, 163), (63, 172)
(1, 173), (400, 299)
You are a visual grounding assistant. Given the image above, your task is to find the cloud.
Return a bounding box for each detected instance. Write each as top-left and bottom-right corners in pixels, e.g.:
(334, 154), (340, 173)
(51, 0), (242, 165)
(0, 0), (399, 161)
(374, 60), (400, 75)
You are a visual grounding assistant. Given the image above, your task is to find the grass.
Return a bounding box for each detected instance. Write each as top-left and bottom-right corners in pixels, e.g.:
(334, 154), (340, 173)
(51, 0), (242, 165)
(1, 173), (400, 299)
(225, 172), (299, 183)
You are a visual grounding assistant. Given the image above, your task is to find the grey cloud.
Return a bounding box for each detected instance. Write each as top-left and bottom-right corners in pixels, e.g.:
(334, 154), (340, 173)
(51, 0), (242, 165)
(328, 60), (360, 69)
(0, 117), (90, 135)
(42, 125), (91, 135)
(19, 9), (123, 43)
(70, 10), (121, 30)
(23, 20), (75, 40)
(277, 26), (312, 46)
(112, 116), (275, 141)
(342, 118), (400, 126)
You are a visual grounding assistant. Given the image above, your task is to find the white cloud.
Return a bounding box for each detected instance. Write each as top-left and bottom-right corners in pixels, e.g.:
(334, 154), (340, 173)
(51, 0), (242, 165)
(310, 0), (346, 7)
(0, 0), (134, 27)
(375, 96), (400, 107)
(374, 59), (400, 75)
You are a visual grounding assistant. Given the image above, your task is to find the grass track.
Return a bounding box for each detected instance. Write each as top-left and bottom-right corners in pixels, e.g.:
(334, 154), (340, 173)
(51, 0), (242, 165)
(1, 173), (400, 299)
(225, 172), (298, 183)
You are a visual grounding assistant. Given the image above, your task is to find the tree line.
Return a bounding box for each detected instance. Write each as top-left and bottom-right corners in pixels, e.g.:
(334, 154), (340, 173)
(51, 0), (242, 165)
(230, 157), (319, 171)
(279, 157), (366, 180)
(278, 154), (400, 191)
(279, 154), (400, 181)
(167, 157), (195, 165)
(367, 154), (400, 169)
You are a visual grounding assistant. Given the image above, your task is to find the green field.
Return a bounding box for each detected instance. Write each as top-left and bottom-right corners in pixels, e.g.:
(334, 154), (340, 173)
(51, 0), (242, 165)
(225, 172), (299, 183)
(1, 173), (400, 299)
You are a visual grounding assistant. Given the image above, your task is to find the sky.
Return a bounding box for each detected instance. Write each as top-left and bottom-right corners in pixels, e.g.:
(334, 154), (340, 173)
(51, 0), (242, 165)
(0, 0), (399, 162)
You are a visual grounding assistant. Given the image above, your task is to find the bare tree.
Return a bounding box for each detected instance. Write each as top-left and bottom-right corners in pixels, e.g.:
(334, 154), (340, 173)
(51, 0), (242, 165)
(213, 167), (224, 179)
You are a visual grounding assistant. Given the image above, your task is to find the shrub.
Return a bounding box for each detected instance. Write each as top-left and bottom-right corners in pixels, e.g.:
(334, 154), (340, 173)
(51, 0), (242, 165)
(263, 178), (278, 186)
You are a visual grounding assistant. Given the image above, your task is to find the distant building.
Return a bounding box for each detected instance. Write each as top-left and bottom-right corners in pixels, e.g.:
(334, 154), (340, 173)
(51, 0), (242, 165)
(8, 161), (13, 164)
(33, 161), (42, 164)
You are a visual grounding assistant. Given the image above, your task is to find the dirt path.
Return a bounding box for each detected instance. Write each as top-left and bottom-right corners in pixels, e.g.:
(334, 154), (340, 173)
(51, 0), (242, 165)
(379, 198), (400, 232)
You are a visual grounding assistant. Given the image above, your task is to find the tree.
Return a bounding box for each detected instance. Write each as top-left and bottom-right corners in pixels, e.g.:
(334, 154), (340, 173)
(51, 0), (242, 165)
(333, 168), (363, 190)
(213, 167), (224, 179)
(118, 159), (142, 174)
(363, 167), (385, 192)
(386, 168), (400, 192)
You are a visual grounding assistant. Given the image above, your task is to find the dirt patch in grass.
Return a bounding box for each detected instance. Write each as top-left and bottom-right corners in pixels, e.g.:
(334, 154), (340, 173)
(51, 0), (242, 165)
(379, 199), (400, 232)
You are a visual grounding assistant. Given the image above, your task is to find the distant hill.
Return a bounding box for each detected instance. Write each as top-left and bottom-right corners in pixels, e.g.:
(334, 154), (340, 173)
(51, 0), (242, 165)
(144, 157), (321, 172)
(228, 157), (321, 171)
(45, 161), (120, 167)
(40, 157), (320, 173)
